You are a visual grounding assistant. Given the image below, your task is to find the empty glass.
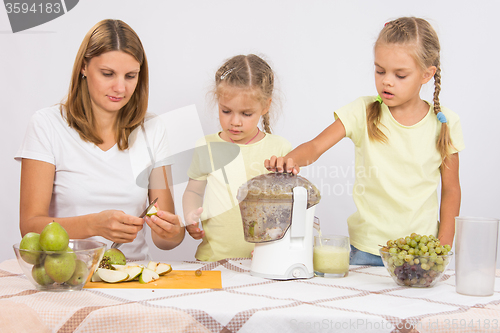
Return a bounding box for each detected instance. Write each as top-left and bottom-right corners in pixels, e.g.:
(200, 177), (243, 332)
(455, 216), (499, 296)
(313, 235), (350, 278)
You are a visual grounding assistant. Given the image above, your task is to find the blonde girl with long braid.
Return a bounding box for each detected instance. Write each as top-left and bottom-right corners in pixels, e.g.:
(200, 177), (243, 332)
(183, 54), (292, 261)
(266, 17), (464, 266)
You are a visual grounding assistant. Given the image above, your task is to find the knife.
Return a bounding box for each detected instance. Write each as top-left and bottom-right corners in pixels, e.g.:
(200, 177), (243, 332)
(110, 197), (158, 250)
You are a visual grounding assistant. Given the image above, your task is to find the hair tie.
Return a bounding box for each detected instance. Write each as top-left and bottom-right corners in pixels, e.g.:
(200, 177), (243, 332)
(220, 68), (234, 80)
(375, 95), (383, 104)
(436, 112), (447, 123)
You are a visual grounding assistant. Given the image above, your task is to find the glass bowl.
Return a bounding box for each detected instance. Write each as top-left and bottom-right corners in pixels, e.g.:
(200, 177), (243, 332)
(379, 248), (453, 287)
(13, 239), (106, 291)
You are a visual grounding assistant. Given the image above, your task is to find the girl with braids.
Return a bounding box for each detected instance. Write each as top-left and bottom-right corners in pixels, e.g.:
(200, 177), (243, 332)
(183, 54), (292, 261)
(266, 17), (464, 266)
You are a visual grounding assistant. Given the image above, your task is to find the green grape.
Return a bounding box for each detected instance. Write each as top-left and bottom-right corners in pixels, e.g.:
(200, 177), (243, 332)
(420, 236), (428, 244)
(414, 235), (421, 242)
(389, 247), (398, 254)
(444, 245), (451, 251)
(420, 245), (428, 253)
(409, 240), (418, 248)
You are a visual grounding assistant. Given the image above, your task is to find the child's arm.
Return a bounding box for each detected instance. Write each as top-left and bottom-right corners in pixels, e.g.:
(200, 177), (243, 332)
(265, 119), (346, 174)
(438, 153), (461, 247)
(182, 178), (207, 240)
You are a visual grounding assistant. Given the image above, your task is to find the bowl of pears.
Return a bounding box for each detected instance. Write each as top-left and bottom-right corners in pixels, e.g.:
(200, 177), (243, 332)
(13, 222), (105, 291)
(379, 233), (453, 288)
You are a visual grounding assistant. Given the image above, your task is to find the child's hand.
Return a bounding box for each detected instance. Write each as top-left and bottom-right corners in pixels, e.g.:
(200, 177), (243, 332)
(185, 207), (204, 240)
(265, 155), (300, 174)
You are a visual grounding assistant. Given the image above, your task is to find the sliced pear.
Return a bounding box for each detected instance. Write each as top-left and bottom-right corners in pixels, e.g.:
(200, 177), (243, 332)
(146, 261), (158, 271)
(123, 266), (144, 281)
(97, 268), (128, 283)
(156, 263), (172, 275)
(139, 268), (159, 284)
(91, 270), (102, 282)
(146, 205), (158, 216)
(111, 264), (127, 271)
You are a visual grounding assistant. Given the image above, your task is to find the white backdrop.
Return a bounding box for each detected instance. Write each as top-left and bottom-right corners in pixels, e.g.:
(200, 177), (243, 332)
(1, 0), (499, 267)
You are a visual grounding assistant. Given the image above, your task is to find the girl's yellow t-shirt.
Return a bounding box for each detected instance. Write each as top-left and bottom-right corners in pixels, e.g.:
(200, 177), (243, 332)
(334, 96), (465, 255)
(187, 132), (292, 261)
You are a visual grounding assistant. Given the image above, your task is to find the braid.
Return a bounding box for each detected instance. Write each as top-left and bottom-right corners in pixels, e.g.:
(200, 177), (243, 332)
(433, 63), (453, 162)
(366, 101), (387, 143)
(261, 113), (271, 134)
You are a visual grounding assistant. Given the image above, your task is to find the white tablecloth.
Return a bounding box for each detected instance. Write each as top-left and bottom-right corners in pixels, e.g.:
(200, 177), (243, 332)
(0, 258), (499, 332)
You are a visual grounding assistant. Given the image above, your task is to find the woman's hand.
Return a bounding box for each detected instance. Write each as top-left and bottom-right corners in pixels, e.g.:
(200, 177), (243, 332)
(145, 207), (185, 247)
(185, 207), (204, 240)
(264, 156), (300, 174)
(93, 210), (145, 243)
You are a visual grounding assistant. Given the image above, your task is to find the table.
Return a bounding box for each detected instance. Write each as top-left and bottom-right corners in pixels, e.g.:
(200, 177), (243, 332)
(0, 258), (499, 333)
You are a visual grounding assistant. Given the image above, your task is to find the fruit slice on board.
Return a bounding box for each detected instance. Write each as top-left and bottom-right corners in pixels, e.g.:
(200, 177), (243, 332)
(139, 268), (160, 284)
(97, 268), (129, 283)
(123, 266), (144, 281)
(156, 263), (172, 275)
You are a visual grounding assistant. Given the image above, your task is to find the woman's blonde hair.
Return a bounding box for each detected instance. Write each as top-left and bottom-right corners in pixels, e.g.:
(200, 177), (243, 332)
(62, 19), (149, 150)
(214, 54), (275, 134)
(367, 17), (453, 161)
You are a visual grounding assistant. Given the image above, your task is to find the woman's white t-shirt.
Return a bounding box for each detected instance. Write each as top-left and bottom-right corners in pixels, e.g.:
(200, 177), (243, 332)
(15, 106), (171, 260)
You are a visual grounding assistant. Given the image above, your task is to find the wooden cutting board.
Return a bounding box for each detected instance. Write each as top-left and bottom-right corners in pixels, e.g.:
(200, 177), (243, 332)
(84, 270), (222, 289)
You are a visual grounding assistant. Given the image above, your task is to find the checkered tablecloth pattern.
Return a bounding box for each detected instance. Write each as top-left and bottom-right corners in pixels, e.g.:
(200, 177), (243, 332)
(0, 258), (499, 333)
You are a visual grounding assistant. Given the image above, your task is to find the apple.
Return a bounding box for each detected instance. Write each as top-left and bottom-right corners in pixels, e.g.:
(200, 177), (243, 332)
(39, 222), (69, 252)
(66, 259), (89, 286)
(19, 232), (43, 264)
(44, 252), (76, 283)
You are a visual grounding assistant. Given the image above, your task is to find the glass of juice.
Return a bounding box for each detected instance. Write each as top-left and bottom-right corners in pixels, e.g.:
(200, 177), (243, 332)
(313, 235), (350, 278)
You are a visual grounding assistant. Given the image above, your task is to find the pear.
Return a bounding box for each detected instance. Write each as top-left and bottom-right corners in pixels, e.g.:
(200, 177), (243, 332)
(138, 268), (159, 284)
(66, 259), (89, 286)
(44, 252), (76, 283)
(32, 264), (54, 286)
(19, 232), (43, 265)
(91, 271), (102, 282)
(97, 268), (128, 283)
(146, 205), (158, 216)
(39, 222), (69, 252)
(123, 265), (144, 281)
(155, 263), (172, 275)
(102, 248), (126, 265)
(146, 261), (158, 271)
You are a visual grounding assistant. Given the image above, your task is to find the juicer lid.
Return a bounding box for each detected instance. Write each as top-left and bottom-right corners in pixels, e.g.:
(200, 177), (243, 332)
(237, 172), (321, 208)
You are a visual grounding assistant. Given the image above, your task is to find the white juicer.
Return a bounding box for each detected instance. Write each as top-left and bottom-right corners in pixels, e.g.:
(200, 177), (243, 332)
(237, 173), (321, 280)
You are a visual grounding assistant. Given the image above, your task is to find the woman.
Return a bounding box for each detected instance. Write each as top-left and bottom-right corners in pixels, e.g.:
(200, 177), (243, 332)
(16, 19), (184, 260)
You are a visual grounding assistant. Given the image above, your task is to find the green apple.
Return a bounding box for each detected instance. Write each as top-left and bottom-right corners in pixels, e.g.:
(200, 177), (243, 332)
(103, 248), (126, 265)
(44, 252), (76, 283)
(39, 222), (69, 252)
(31, 264), (54, 286)
(66, 259), (89, 286)
(19, 232), (43, 264)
